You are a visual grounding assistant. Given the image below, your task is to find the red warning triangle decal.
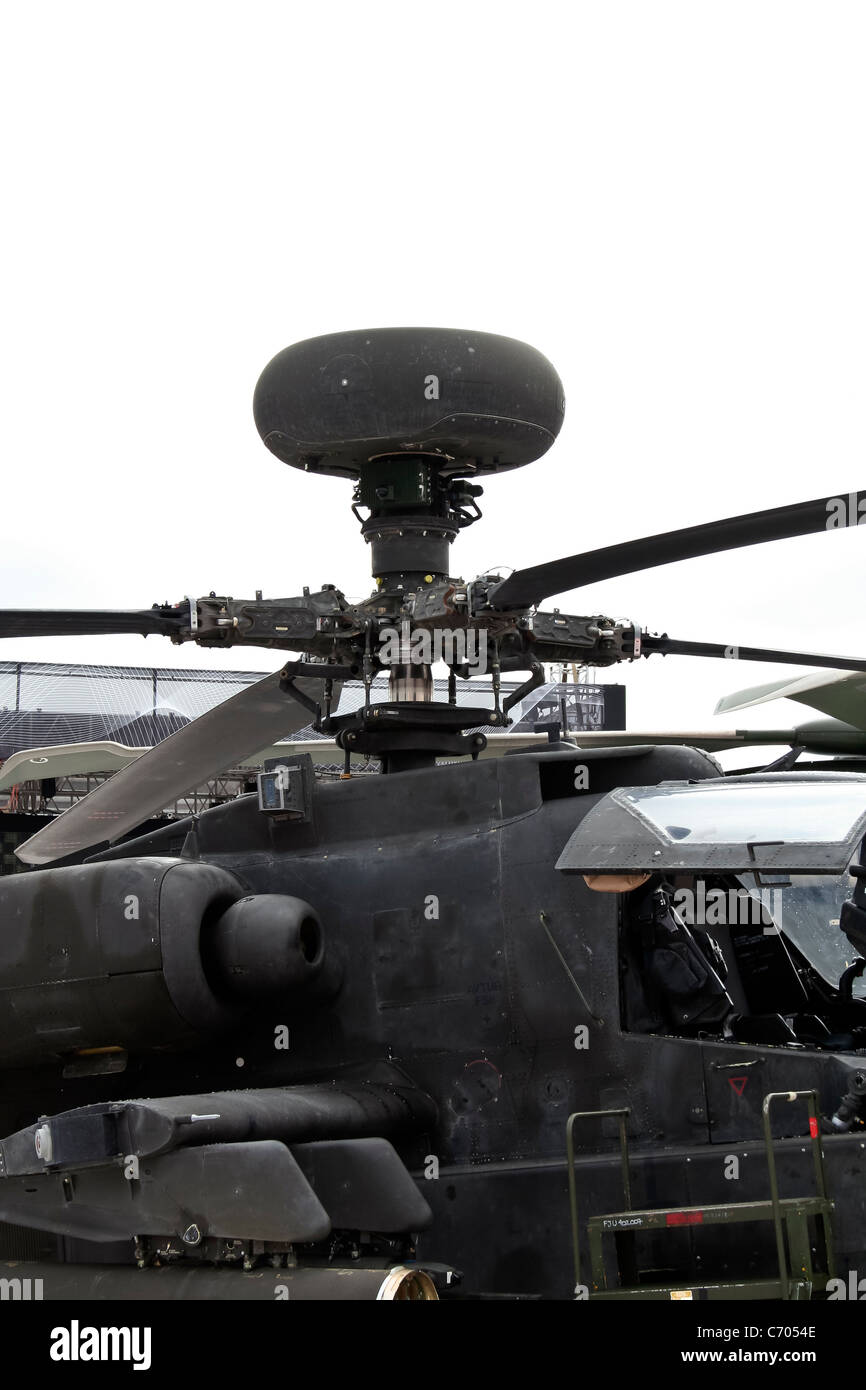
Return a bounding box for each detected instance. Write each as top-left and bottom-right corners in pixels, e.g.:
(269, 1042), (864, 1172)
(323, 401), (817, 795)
(728, 1076), (748, 1097)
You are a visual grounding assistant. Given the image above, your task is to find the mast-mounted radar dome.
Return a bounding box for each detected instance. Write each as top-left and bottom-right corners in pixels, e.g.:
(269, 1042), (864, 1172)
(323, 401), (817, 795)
(253, 327), (565, 479)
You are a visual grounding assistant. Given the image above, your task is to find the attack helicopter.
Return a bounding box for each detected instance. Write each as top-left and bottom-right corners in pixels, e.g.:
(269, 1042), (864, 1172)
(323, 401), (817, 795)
(0, 327), (865, 1301)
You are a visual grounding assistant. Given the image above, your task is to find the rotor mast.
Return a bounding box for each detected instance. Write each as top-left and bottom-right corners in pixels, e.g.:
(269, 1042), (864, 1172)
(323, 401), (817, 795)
(253, 327), (565, 717)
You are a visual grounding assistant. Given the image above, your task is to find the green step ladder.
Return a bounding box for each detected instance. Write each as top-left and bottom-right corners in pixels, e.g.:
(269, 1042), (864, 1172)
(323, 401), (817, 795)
(566, 1090), (835, 1301)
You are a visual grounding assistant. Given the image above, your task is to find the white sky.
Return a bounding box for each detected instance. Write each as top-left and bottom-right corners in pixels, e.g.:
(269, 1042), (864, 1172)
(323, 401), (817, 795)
(1, 2), (865, 767)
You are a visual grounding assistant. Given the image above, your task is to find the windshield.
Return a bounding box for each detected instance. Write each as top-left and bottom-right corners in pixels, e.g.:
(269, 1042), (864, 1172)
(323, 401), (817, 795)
(738, 869), (866, 998)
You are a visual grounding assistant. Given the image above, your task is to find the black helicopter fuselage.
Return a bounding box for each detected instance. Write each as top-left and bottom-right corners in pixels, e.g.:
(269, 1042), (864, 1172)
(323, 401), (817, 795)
(2, 739), (865, 1298)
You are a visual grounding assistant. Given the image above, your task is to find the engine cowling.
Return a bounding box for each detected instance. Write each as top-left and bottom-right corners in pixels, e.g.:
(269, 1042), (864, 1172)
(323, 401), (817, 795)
(0, 858), (326, 1066)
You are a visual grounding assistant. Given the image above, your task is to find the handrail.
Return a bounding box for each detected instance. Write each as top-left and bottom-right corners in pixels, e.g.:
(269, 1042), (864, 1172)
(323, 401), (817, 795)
(566, 1107), (630, 1294)
(761, 1089), (834, 1294)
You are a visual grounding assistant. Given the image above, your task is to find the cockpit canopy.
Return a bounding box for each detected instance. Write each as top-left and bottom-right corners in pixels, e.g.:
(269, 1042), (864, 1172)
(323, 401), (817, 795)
(555, 772), (866, 876)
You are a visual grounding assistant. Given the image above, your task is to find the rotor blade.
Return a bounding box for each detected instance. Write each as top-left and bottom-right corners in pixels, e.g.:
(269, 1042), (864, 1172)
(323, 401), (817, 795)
(0, 607), (185, 640)
(485, 730), (777, 752)
(0, 741), (145, 791)
(715, 670), (866, 726)
(563, 721), (866, 755)
(488, 492), (858, 609)
(278, 726), (866, 759)
(641, 635), (866, 673)
(16, 670), (338, 865)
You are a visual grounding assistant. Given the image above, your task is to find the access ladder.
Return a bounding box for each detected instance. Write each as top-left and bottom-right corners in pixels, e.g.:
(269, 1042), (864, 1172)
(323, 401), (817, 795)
(566, 1091), (835, 1300)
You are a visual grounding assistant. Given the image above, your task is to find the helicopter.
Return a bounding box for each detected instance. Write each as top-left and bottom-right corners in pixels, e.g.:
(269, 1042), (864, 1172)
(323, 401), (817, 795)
(0, 326), (866, 1301)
